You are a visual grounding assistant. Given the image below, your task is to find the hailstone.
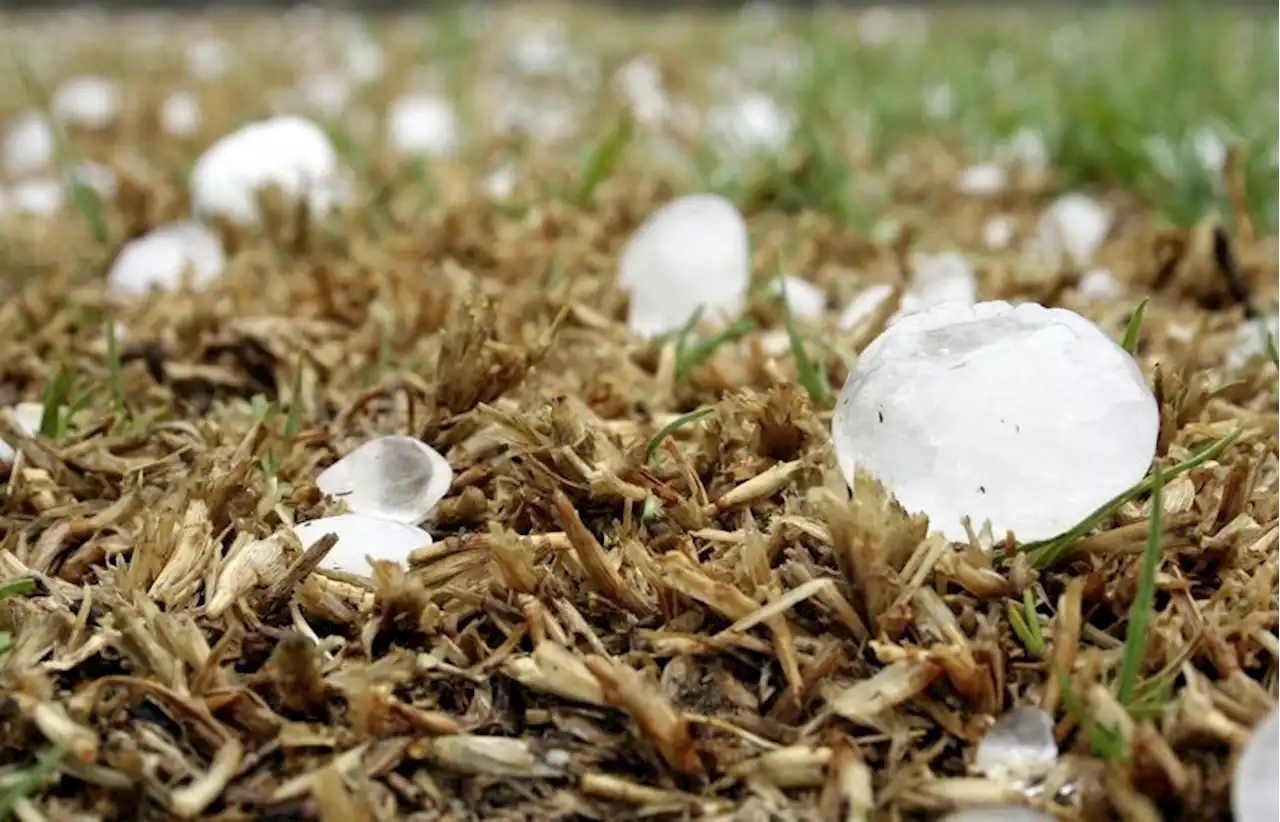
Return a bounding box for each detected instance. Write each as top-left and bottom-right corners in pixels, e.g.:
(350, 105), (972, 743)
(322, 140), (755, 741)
(1232, 707), (1279, 822)
(190, 115), (347, 224)
(293, 514), (432, 577)
(387, 93), (459, 158)
(106, 221), (226, 298)
(3, 112), (54, 175)
(1034, 194), (1112, 270)
(832, 301), (1159, 542)
(974, 706), (1058, 786)
(50, 75), (121, 130)
(618, 194), (750, 339)
(0, 403), (45, 464)
(317, 436), (453, 525)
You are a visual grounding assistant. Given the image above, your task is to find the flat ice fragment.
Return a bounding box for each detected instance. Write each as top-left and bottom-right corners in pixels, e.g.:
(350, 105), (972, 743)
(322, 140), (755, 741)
(619, 194), (750, 339)
(832, 300), (1159, 542)
(1232, 707), (1279, 822)
(293, 514), (432, 577)
(317, 435), (453, 524)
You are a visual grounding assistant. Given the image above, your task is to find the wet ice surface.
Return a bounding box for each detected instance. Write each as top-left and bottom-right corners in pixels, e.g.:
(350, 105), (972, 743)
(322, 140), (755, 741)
(974, 706), (1059, 786)
(317, 435), (454, 525)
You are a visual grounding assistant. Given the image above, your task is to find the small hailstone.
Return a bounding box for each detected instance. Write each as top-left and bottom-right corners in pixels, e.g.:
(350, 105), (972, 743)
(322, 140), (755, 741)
(1034, 193), (1112, 270)
(983, 215), (1016, 250)
(1078, 268), (1122, 301)
(974, 706), (1058, 786)
(616, 56), (669, 126)
(838, 283), (895, 332)
(50, 75), (121, 130)
(773, 275), (827, 319)
(923, 83), (954, 120)
(299, 72), (351, 118)
(706, 92), (794, 156)
(186, 37), (232, 79)
(387, 93), (459, 158)
(1226, 315), (1279, 371)
(1191, 126), (1227, 174)
(618, 194), (750, 339)
(897, 251), (977, 318)
(317, 436), (454, 525)
(939, 809), (1055, 822)
(8, 179), (63, 216)
(0, 402), (45, 464)
(484, 164), (517, 200)
(190, 115), (346, 224)
(3, 112), (54, 175)
(106, 221), (226, 298)
(1232, 707), (1279, 822)
(999, 127), (1049, 173)
(161, 92), (202, 137)
(957, 163), (1007, 196)
(832, 300), (1159, 542)
(344, 37), (385, 83)
(293, 514), (432, 577)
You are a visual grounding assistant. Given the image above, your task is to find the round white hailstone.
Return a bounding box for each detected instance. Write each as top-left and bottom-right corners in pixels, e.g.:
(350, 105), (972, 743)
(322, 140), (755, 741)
(1191, 126), (1227, 174)
(186, 37), (232, 79)
(9, 179), (63, 216)
(1226, 315), (1279, 371)
(939, 809), (1055, 822)
(999, 127), (1049, 173)
(3, 112), (54, 175)
(773, 275), (827, 319)
(897, 252), (976, 318)
(1232, 707), (1279, 822)
(293, 513), (433, 577)
(832, 300), (1159, 542)
(923, 83), (954, 120)
(616, 57), (668, 126)
(757, 329), (794, 357)
(387, 93), (459, 158)
(618, 194), (750, 339)
(299, 72), (351, 118)
(1078, 268), (1122, 301)
(957, 163), (1007, 196)
(838, 283), (895, 332)
(345, 38), (385, 83)
(974, 706), (1058, 785)
(161, 92), (202, 137)
(707, 92), (794, 156)
(983, 215), (1016, 250)
(50, 75), (121, 130)
(507, 21), (570, 77)
(190, 116), (346, 224)
(106, 221), (226, 298)
(316, 435), (454, 525)
(0, 402), (45, 464)
(1034, 193), (1112, 270)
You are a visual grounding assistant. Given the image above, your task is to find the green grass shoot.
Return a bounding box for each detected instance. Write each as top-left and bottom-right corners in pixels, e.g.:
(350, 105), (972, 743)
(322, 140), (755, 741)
(1116, 464), (1164, 706)
(1122, 297), (1149, 354)
(645, 406), (715, 463)
(577, 112), (633, 205)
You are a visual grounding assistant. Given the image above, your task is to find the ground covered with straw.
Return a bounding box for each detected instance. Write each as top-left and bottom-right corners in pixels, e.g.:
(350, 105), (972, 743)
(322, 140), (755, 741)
(0, 5), (1277, 821)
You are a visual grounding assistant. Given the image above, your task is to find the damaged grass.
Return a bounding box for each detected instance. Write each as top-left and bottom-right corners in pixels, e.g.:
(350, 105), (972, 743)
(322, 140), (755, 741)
(0, 5), (1277, 822)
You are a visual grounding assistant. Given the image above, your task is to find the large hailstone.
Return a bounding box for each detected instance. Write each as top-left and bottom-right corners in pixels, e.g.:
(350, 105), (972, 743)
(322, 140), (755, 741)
(1232, 707), (1279, 822)
(387, 93), (459, 158)
(106, 221), (226, 298)
(293, 513), (432, 577)
(619, 194), (750, 339)
(190, 115), (348, 224)
(317, 436), (453, 525)
(832, 301), (1159, 542)
(50, 75), (121, 130)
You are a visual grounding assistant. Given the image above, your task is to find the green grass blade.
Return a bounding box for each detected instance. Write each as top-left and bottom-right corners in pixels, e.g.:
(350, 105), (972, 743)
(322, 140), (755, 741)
(1116, 465), (1163, 707)
(577, 112), (633, 205)
(0, 578), (35, 601)
(645, 406), (714, 464)
(675, 316), (755, 380)
(1121, 297), (1149, 354)
(282, 358), (306, 443)
(0, 745), (67, 820)
(38, 367), (74, 440)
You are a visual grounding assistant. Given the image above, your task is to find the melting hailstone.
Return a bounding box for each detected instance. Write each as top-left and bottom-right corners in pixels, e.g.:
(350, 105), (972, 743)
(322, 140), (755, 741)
(106, 221), (226, 298)
(0, 402), (45, 464)
(317, 435), (453, 525)
(618, 194), (750, 339)
(974, 706), (1058, 786)
(832, 300), (1159, 543)
(1232, 707), (1280, 822)
(190, 115), (348, 224)
(293, 514), (432, 577)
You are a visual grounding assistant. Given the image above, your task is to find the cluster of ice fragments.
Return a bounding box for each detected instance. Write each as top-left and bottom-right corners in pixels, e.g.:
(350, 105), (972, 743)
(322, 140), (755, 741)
(832, 300), (1159, 543)
(297, 436), (454, 577)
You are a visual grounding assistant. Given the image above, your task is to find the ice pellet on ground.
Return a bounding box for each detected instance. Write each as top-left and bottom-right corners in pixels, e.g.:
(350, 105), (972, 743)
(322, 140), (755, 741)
(1078, 268), (1122, 301)
(957, 163), (1007, 196)
(0, 402), (46, 464)
(186, 37), (232, 79)
(1232, 707), (1279, 822)
(317, 435), (454, 525)
(3, 112), (54, 175)
(974, 706), (1058, 785)
(897, 251), (977, 318)
(190, 115), (347, 224)
(1191, 125), (1227, 174)
(1034, 193), (1112, 270)
(773, 275), (827, 319)
(51, 75), (121, 130)
(939, 808), (1055, 822)
(293, 513), (433, 577)
(1226, 315), (1279, 371)
(387, 93), (460, 158)
(161, 91), (202, 137)
(838, 283), (895, 332)
(7, 179), (63, 216)
(983, 215), (1016, 250)
(706, 92), (794, 156)
(106, 221), (226, 298)
(998, 126), (1049, 173)
(832, 300), (1159, 542)
(618, 194), (750, 339)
